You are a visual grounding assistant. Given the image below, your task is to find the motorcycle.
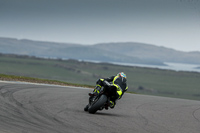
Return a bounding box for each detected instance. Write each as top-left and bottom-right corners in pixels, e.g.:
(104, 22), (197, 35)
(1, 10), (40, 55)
(84, 81), (117, 114)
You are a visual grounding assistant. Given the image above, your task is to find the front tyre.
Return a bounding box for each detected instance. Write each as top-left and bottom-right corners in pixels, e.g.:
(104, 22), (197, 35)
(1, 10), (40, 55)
(88, 95), (107, 114)
(84, 104), (89, 111)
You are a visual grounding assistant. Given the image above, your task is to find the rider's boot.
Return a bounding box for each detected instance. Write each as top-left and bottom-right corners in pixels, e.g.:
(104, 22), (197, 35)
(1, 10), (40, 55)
(109, 100), (116, 109)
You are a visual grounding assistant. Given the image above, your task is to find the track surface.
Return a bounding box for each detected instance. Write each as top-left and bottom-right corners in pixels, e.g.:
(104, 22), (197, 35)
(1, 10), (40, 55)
(0, 81), (200, 133)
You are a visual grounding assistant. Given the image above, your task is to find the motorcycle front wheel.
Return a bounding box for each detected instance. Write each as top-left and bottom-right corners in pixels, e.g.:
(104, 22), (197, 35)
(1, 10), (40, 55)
(88, 94), (107, 114)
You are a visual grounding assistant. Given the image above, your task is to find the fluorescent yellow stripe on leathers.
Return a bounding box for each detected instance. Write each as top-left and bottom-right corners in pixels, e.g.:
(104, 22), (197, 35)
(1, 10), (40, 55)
(112, 76), (123, 98)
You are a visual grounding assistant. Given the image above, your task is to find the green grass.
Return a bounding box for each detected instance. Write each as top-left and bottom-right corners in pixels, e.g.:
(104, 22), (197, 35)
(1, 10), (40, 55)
(1, 54), (200, 101)
(0, 74), (94, 88)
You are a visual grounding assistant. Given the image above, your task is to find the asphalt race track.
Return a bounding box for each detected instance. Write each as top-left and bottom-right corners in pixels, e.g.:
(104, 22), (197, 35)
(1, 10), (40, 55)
(0, 81), (200, 133)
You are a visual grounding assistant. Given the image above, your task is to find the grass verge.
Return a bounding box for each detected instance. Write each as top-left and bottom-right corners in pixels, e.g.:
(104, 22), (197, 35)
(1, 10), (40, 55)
(0, 74), (94, 88)
(1, 54), (200, 101)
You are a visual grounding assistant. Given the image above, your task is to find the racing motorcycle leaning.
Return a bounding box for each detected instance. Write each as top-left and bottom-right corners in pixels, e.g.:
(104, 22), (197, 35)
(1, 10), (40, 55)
(84, 81), (118, 114)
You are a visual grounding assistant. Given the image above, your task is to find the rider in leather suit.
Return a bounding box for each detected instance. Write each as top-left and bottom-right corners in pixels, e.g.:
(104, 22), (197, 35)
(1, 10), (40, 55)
(88, 72), (128, 109)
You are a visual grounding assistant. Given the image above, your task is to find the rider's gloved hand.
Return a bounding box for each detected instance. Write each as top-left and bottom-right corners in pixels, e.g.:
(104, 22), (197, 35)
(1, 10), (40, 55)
(96, 78), (104, 84)
(103, 80), (111, 88)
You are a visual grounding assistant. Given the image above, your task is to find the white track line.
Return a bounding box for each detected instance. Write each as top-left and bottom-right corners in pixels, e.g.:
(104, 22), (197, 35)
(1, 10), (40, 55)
(0, 80), (91, 90)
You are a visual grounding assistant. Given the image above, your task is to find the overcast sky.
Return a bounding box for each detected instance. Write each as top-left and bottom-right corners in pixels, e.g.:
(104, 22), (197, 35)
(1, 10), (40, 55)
(0, 0), (200, 52)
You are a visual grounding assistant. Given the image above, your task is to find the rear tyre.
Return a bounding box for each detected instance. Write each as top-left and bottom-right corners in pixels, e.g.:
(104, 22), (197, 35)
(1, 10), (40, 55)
(88, 95), (107, 114)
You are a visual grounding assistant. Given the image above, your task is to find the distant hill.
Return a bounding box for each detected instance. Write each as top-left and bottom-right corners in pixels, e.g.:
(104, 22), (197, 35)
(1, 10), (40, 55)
(1, 37), (200, 65)
(93, 42), (200, 64)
